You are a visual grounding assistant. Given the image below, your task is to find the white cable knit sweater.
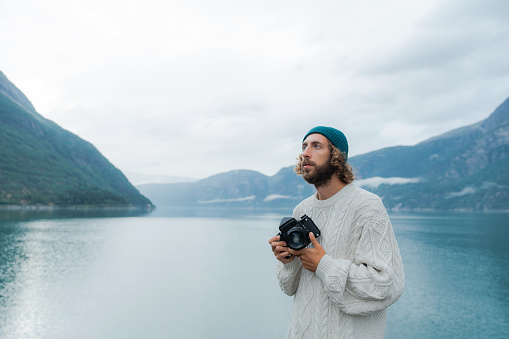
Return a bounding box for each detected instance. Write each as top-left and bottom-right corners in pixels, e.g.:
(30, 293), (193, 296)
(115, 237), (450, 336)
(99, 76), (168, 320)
(277, 184), (405, 339)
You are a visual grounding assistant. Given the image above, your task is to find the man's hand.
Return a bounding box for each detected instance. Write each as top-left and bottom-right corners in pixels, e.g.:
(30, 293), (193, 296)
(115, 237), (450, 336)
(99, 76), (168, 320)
(268, 235), (295, 264)
(288, 232), (325, 272)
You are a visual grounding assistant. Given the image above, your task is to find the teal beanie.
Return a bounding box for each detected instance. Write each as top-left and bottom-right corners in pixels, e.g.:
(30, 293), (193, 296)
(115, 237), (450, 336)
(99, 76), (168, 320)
(303, 126), (349, 161)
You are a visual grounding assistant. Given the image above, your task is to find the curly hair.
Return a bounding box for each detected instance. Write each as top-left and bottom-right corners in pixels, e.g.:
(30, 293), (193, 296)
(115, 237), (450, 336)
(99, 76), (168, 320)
(294, 141), (356, 185)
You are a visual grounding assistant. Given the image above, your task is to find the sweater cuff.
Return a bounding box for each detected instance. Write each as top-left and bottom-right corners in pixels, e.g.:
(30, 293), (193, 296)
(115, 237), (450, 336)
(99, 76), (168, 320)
(282, 256), (301, 271)
(316, 254), (351, 283)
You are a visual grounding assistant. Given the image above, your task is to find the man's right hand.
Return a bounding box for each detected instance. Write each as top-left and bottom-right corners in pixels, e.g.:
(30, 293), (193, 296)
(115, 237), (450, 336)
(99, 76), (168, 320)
(268, 235), (295, 264)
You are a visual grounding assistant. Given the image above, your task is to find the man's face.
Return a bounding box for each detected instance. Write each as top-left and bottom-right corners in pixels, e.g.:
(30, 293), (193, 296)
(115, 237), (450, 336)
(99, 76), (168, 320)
(300, 133), (336, 187)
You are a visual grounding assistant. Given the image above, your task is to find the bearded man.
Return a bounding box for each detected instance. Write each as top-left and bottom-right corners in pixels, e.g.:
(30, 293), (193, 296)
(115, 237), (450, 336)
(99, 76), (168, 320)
(269, 126), (405, 339)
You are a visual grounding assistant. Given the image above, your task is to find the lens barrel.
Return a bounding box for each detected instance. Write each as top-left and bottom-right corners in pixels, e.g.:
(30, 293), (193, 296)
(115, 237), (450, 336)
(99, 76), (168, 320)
(285, 227), (309, 250)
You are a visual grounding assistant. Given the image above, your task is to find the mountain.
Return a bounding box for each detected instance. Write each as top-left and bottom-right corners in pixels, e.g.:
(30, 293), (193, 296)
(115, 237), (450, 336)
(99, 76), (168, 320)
(350, 97), (509, 211)
(0, 71), (152, 207)
(139, 98), (509, 211)
(138, 168), (314, 210)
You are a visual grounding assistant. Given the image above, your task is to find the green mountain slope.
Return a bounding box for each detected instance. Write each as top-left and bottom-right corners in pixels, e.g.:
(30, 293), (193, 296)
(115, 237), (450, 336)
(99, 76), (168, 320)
(0, 71), (152, 207)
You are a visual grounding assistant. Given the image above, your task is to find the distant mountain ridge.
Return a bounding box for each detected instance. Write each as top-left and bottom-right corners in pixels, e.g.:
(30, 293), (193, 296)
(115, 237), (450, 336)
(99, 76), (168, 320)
(0, 70), (152, 207)
(352, 97), (509, 180)
(138, 167), (314, 210)
(139, 98), (509, 211)
(350, 97), (509, 210)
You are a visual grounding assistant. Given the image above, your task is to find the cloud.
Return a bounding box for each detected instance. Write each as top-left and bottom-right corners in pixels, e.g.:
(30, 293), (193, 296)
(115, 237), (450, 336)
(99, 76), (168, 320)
(446, 182), (503, 198)
(197, 195), (256, 204)
(446, 186), (477, 198)
(1, 0), (509, 181)
(264, 194), (295, 202)
(363, 0), (509, 76)
(355, 177), (421, 188)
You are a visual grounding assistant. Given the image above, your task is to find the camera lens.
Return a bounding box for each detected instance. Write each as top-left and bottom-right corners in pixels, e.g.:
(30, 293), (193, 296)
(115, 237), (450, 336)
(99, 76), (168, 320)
(290, 232), (304, 244)
(287, 230), (307, 250)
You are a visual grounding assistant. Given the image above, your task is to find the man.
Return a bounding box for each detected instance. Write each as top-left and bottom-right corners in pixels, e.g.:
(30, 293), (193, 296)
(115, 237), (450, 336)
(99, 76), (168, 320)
(269, 126), (405, 339)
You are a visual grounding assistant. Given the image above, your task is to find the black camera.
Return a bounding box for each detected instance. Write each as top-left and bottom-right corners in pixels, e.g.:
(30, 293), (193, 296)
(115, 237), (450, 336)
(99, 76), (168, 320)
(278, 215), (321, 250)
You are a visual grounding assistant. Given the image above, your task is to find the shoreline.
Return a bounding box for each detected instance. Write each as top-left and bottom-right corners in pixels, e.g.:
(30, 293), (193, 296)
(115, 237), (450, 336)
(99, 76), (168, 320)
(0, 204), (155, 211)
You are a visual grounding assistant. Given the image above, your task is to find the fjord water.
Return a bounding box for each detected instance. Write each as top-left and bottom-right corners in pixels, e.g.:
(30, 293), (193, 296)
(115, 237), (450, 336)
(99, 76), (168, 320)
(0, 209), (507, 338)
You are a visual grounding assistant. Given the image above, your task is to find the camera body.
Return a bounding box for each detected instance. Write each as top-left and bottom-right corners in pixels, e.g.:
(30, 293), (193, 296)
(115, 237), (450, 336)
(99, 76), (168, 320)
(278, 215), (321, 250)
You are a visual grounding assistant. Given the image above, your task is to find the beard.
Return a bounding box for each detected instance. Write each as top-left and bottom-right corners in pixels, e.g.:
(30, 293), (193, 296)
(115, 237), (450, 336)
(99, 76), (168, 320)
(302, 158), (336, 187)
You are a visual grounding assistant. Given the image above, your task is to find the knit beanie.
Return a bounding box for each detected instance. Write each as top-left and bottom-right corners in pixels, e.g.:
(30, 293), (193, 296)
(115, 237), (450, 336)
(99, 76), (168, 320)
(303, 126), (349, 161)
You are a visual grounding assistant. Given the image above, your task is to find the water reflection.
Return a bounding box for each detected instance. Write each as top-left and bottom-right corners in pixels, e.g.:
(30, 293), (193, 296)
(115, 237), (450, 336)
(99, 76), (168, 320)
(0, 218), (107, 337)
(0, 221), (27, 308)
(0, 207), (153, 222)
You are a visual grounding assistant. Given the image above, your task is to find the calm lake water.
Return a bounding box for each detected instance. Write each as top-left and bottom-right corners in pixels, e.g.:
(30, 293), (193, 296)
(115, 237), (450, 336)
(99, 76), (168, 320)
(0, 208), (508, 338)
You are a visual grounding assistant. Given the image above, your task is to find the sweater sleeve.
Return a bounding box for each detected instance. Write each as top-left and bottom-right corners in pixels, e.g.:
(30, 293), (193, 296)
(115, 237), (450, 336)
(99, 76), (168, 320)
(275, 205), (306, 296)
(315, 198), (405, 316)
(276, 257), (303, 296)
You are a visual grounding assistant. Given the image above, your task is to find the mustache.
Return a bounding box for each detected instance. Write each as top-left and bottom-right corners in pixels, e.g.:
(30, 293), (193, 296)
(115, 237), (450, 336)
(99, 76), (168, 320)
(301, 159), (316, 167)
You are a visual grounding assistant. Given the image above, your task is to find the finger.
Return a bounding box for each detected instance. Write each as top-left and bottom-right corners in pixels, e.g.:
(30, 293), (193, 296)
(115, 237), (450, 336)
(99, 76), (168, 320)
(275, 245), (290, 253)
(277, 251), (293, 259)
(272, 241), (287, 248)
(275, 248), (290, 258)
(288, 248), (304, 256)
(309, 232), (320, 247)
(270, 241), (285, 251)
(268, 235), (280, 244)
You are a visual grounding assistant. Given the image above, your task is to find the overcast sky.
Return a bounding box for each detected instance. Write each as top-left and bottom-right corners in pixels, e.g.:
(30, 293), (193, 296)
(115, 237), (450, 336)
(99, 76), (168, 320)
(1, 0), (509, 184)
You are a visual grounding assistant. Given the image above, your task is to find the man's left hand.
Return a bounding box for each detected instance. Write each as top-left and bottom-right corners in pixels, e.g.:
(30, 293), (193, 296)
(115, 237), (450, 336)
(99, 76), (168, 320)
(288, 232), (326, 272)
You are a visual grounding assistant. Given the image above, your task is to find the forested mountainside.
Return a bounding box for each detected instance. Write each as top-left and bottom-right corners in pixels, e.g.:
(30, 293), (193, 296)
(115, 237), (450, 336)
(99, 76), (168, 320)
(0, 71), (151, 207)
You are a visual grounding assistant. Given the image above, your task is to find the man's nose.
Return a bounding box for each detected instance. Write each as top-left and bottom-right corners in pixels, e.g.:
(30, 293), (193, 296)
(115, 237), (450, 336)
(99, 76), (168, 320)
(302, 146), (312, 158)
